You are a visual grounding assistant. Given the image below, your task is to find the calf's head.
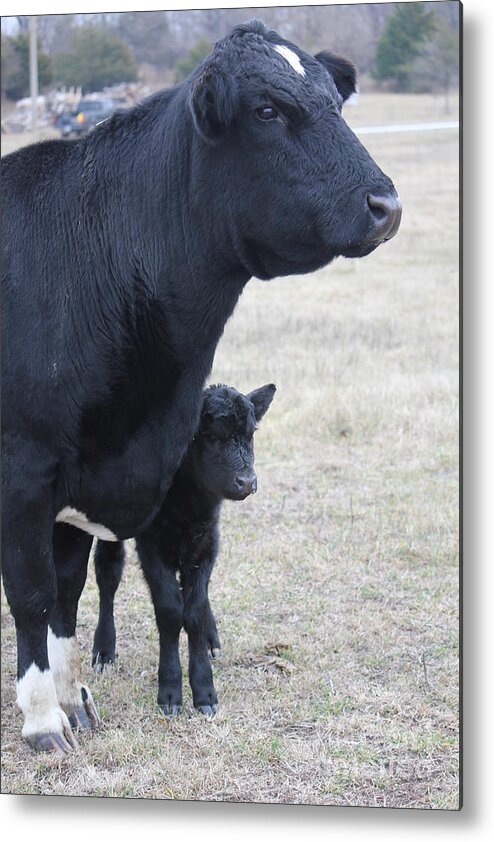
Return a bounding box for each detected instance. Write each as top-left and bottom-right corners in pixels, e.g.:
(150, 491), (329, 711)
(189, 383), (276, 501)
(188, 20), (401, 280)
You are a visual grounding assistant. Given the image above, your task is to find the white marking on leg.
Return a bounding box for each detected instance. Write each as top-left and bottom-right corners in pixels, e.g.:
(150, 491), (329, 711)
(273, 45), (306, 77)
(47, 628), (99, 725)
(48, 629), (84, 709)
(56, 506), (118, 541)
(16, 663), (72, 738)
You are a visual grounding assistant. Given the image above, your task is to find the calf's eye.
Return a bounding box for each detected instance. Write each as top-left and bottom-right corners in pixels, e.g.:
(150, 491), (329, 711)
(257, 105), (278, 122)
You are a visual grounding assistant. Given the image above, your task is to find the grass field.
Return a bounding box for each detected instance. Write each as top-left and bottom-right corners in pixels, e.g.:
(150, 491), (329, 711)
(0, 93), (460, 808)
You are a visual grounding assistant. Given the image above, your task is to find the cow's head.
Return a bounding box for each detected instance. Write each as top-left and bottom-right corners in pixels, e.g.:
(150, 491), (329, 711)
(187, 383), (276, 501)
(188, 20), (401, 280)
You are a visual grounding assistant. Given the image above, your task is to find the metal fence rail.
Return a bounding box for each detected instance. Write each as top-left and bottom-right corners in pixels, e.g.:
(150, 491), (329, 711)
(354, 121), (460, 136)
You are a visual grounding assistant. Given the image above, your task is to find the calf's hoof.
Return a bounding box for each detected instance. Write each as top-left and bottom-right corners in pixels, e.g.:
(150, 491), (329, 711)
(159, 703), (181, 717)
(157, 685), (182, 717)
(196, 703), (218, 718)
(209, 646), (221, 660)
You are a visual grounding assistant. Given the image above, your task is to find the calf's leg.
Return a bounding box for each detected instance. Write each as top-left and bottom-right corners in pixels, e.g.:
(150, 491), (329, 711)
(138, 537), (184, 716)
(182, 558), (218, 716)
(207, 605), (221, 660)
(92, 540), (126, 670)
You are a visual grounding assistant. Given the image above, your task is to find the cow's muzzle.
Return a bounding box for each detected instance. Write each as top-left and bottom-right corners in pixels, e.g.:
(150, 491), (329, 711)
(366, 191), (402, 244)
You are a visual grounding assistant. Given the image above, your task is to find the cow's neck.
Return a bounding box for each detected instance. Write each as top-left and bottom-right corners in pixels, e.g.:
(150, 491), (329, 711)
(149, 130), (251, 355)
(87, 94), (251, 360)
(73, 96), (251, 464)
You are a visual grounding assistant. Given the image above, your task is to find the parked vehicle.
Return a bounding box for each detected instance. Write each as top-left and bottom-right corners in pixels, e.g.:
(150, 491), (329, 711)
(55, 98), (116, 138)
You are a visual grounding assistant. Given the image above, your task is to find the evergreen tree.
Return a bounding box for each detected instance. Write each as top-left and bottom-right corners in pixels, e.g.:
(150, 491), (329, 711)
(54, 26), (138, 92)
(372, 2), (436, 91)
(175, 39), (211, 81)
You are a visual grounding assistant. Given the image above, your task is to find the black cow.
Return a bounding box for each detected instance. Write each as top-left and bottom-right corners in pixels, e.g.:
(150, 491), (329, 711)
(92, 383), (276, 717)
(1, 20), (401, 754)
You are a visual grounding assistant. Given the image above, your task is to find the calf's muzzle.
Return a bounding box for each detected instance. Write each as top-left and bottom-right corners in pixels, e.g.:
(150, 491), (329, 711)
(233, 474), (257, 498)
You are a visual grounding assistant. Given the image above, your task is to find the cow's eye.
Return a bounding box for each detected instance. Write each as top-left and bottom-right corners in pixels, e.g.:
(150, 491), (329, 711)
(256, 105), (278, 122)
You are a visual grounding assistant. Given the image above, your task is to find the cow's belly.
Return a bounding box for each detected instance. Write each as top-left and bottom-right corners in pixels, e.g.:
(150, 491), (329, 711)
(63, 425), (189, 540)
(67, 476), (167, 540)
(58, 356), (211, 539)
(55, 507), (120, 541)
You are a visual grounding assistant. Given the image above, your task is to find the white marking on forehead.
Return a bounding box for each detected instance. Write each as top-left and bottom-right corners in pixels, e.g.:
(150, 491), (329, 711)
(56, 506), (118, 541)
(273, 44), (306, 77)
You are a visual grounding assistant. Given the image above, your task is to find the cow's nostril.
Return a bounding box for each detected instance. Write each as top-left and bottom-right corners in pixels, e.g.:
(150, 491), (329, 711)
(366, 193), (402, 241)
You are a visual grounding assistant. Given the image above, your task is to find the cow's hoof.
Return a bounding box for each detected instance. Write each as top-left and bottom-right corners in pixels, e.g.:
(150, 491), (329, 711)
(210, 647), (221, 660)
(68, 706), (92, 730)
(81, 686), (101, 726)
(66, 686), (100, 730)
(159, 703), (181, 717)
(26, 727), (78, 755)
(196, 704), (218, 718)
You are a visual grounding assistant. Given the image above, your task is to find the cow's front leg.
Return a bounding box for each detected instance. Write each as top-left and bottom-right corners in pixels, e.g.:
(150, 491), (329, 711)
(50, 523), (100, 731)
(138, 538), (184, 716)
(1, 466), (77, 754)
(182, 560), (218, 717)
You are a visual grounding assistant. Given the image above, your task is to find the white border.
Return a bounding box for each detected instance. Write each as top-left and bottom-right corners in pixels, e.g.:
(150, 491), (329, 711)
(1, 0), (492, 839)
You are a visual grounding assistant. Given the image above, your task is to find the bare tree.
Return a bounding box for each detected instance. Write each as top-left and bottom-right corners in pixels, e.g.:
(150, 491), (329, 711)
(34, 14), (77, 55)
(410, 15), (460, 112)
(10, 5), (408, 91)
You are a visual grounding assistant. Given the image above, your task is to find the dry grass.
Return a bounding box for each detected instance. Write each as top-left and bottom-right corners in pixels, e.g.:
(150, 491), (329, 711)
(0, 93), (460, 808)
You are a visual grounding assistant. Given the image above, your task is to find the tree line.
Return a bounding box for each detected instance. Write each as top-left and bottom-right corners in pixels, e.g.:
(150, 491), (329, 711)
(1, 3), (460, 102)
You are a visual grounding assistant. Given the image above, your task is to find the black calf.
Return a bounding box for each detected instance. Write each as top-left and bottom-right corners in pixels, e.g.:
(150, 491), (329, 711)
(93, 383), (276, 715)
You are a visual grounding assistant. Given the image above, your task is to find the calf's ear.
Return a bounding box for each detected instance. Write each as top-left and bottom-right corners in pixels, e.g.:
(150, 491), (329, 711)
(248, 383), (276, 422)
(189, 63), (239, 142)
(314, 51), (357, 102)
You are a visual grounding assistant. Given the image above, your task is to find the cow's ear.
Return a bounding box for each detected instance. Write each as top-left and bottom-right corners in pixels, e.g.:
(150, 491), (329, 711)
(189, 63), (239, 142)
(248, 383), (276, 422)
(314, 51), (357, 102)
